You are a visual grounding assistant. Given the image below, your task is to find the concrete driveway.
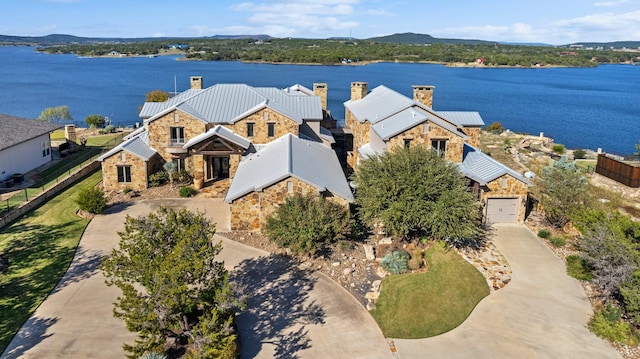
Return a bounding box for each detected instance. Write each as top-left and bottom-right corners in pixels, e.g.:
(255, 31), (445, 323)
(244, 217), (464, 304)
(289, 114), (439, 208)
(1, 198), (389, 359)
(393, 224), (621, 359)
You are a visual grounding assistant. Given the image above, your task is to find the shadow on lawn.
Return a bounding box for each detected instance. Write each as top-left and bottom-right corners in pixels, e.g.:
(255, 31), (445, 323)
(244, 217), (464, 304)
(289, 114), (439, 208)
(1, 316), (58, 359)
(231, 254), (325, 359)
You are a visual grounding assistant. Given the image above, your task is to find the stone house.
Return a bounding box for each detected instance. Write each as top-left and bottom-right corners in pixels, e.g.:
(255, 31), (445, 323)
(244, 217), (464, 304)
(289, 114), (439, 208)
(342, 82), (530, 223)
(99, 77), (351, 231)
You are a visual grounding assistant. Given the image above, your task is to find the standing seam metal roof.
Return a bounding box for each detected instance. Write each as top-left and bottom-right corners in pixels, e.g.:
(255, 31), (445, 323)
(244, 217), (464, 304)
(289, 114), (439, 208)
(97, 130), (157, 162)
(143, 84), (322, 125)
(459, 144), (530, 185)
(224, 134), (353, 203)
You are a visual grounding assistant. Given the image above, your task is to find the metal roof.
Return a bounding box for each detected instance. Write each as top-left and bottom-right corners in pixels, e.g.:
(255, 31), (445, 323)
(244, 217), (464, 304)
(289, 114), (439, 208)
(370, 106), (468, 141)
(283, 84), (314, 96)
(139, 89), (202, 118)
(97, 130), (157, 162)
(142, 84), (322, 125)
(459, 144), (530, 185)
(0, 114), (62, 151)
(225, 134), (353, 203)
(438, 111), (485, 127)
(182, 125), (251, 150)
(344, 85), (413, 125)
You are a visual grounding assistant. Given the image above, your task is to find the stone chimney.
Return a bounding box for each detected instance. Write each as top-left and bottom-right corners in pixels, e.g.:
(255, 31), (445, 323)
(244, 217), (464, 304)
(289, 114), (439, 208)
(350, 82), (368, 101)
(412, 85), (435, 108)
(313, 83), (328, 110)
(190, 76), (203, 90)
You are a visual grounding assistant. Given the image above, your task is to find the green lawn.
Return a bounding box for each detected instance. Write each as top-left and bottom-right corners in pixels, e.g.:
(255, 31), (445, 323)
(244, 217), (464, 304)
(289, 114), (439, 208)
(0, 171), (102, 352)
(370, 241), (490, 338)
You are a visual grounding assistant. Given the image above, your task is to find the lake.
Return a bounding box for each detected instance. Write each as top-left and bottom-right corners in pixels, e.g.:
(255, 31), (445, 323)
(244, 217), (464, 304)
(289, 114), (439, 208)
(0, 46), (638, 155)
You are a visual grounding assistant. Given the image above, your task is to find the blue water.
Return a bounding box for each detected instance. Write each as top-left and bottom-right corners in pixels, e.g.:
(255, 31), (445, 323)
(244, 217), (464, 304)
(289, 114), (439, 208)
(1, 46), (639, 155)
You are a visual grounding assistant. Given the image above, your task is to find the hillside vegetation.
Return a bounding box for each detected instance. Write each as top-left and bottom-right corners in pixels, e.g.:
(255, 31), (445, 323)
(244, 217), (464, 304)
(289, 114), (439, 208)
(18, 33), (640, 67)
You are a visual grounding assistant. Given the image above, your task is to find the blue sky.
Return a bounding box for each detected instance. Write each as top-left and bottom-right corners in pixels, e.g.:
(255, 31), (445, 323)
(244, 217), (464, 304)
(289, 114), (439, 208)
(3, 0), (640, 44)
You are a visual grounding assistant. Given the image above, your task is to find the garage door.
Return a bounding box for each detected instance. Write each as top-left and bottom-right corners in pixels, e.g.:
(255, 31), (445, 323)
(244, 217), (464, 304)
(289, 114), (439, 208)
(486, 198), (519, 223)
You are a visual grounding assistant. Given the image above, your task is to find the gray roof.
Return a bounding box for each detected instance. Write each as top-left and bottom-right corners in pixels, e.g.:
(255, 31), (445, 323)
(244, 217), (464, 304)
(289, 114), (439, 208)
(438, 111), (485, 127)
(459, 144), (530, 186)
(142, 84), (322, 125)
(0, 114), (62, 151)
(344, 85), (413, 125)
(225, 134), (353, 203)
(139, 89), (202, 119)
(182, 125), (251, 150)
(97, 130), (157, 162)
(283, 84), (314, 96)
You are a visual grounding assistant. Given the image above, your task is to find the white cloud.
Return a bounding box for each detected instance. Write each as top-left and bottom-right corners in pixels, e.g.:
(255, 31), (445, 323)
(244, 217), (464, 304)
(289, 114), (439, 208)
(229, 1), (362, 37)
(593, 0), (629, 7)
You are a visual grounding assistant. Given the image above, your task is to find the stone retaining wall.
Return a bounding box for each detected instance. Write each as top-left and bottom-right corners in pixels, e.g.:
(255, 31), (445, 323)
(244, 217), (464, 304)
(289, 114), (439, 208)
(0, 161), (100, 230)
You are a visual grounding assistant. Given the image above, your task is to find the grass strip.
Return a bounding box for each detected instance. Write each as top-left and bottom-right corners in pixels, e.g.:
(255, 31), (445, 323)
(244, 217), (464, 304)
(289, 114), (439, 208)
(370, 241), (489, 338)
(0, 171), (102, 352)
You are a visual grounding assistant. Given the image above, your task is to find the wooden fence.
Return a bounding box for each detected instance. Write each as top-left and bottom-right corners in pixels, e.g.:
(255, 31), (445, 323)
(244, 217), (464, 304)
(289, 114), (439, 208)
(596, 154), (640, 188)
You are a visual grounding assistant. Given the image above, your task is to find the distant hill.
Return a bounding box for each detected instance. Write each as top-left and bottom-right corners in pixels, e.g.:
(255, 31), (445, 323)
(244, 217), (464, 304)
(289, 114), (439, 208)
(567, 41), (640, 49)
(0, 34), (273, 46)
(365, 32), (495, 45)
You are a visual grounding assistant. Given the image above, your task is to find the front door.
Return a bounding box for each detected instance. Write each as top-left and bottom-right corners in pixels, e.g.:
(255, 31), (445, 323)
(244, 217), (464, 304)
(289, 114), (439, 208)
(206, 156), (230, 181)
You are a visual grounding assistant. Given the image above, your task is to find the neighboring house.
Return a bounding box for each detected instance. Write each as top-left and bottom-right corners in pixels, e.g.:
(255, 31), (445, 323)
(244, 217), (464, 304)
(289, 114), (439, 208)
(0, 114), (61, 184)
(342, 82), (530, 223)
(99, 77), (351, 231)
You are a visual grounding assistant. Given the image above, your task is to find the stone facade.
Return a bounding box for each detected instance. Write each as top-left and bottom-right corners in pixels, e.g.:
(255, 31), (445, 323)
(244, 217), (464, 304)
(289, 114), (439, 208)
(386, 121), (465, 163)
(146, 110), (207, 163)
(412, 85), (434, 108)
(101, 150), (154, 191)
(227, 108), (299, 145)
(229, 177), (349, 231)
(462, 126), (482, 148)
(481, 174), (530, 223)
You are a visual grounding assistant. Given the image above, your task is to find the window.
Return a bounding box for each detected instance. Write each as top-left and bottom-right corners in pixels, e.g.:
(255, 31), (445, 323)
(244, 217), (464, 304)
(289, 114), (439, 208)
(247, 123), (255, 137)
(117, 166), (132, 183)
(42, 143), (46, 157)
(404, 139), (412, 149)
(267, 123), (275, 137)
(170, 127), (185, 145)
(173, 158), (185, 172)
(432, 139), (447, 155)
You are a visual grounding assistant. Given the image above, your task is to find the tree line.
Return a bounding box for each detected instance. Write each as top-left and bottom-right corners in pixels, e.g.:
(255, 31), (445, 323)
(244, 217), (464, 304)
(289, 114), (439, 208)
(38, 38), (639, 67)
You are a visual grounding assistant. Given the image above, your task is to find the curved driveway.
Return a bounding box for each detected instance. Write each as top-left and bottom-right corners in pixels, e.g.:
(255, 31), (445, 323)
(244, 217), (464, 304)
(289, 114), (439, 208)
(394, 223), (621, 358)
(1, 199), (389, 359)
(1, 201), (621, 359)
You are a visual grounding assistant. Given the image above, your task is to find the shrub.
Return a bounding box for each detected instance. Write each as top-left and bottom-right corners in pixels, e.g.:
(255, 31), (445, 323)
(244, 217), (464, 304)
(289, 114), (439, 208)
(537, 229), (551, 239)
(589, 304), (640, 346)
(104, 124), (116, 133)
(485, 121), (504, 134)
(407, 248), (423, 271)
(621, 274), (640, 325)
(566, 254), (593, 281)
(75, 186), (107, 214)
(265, 193), (353, 256)
(141, 352), (167, 359)
(179, 186), (196, 197)
(551, 143), (566, 155)
(148, 171), (168, 187)
(381, 250), (410, 275)
(176, 169), (193, 184)
(549, 236), (566, 247)
(573, 148), (587, 159)
(123, 187), (133, 194)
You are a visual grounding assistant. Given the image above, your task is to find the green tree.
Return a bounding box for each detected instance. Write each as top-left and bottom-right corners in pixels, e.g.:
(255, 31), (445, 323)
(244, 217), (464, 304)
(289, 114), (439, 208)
(265, 193), (352, 256)
(84, 114), (106, 128)
(353, 146), (481, 247)
(536, 157), (588, 227)
(38, 105), (72, 124)
(75, 186), (107, 214)
(146, 89), (170, 102)
(100, 207), (240, 358)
